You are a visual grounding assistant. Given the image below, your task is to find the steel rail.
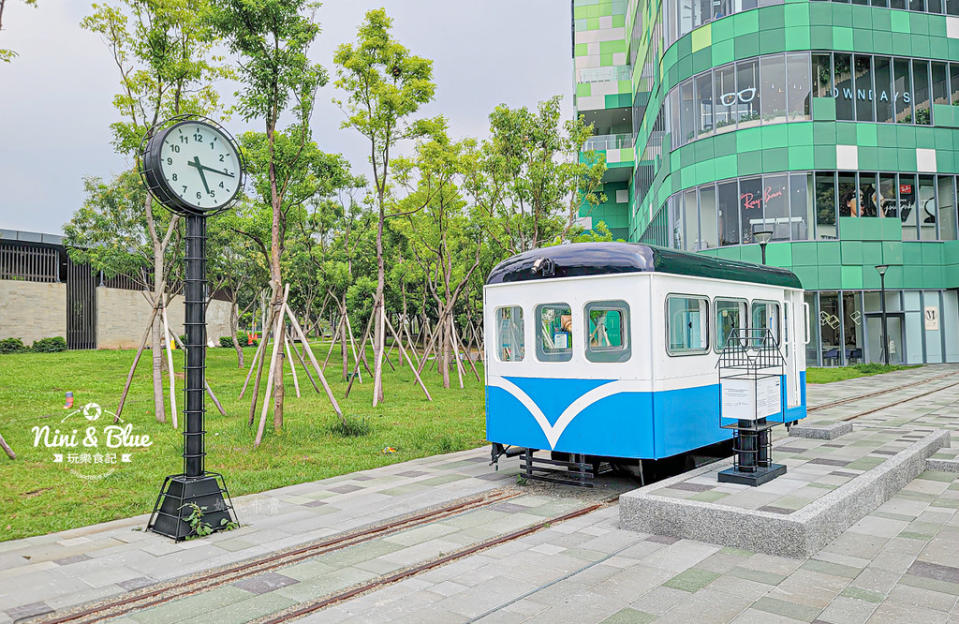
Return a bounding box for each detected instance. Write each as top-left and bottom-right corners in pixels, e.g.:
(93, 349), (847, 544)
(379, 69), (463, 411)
(807, 370), (959, 413)
(30, 488), (520, 624)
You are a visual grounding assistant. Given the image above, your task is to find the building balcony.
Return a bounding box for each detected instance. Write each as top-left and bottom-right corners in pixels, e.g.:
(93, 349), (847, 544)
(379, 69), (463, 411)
(583, 132), (635, 152)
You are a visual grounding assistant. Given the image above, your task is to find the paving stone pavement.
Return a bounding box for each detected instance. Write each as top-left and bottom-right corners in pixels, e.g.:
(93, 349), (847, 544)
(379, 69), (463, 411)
(3, 364), (959, 624)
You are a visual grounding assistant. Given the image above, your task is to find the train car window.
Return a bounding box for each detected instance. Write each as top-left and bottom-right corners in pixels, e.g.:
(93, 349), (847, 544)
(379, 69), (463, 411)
(667, 295), (709, 355)
(495, 306), (525, 362)
(715, 298), (747, 351)
(751, 300), (782, 345)
(584, 301), (631, 363)
(536, 303), (573, 362)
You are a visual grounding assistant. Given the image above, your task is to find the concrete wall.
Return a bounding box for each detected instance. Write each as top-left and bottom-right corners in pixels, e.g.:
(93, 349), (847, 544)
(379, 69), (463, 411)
(96, 287), (232, 349)
(0, 279), (232, 349)
(0, 280), (67, 345)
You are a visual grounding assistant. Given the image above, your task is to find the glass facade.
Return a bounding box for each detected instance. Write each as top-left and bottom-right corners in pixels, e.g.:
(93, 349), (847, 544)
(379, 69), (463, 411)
(664, 171), (959, 248)
(573, 0), (959, 366)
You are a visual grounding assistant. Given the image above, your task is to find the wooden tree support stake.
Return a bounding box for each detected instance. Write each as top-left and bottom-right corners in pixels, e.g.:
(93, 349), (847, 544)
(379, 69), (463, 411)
(240, 327), (267, 399)
(0, 431), (14, 460)
(284, 302), (345, 424)
(384, 313), (432, 401)
(116, 304), (160, 422)
(254, 284), (289, 447)
(290, 338), (320, 393)
(344, 308), (376, 399)
(284, 335), (301, 398)
(169, 333), (228, 417)
(160, 303), (178, 429)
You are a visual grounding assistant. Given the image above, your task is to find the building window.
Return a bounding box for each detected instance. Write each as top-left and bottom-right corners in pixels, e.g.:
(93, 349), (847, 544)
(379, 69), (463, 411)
(715, 298), (746, 351)
(894, 58), (912, 123)
(667, 295), (709, 355)
(760, 54), (787, 124)
(718, 180), (741, 245)
(740, 176), (763, 243)
(585, 301), (631, 362)
(919, 175), (937, 240)
(495, 306), (525, 362)
(787, 52), (811, 120)
(700, 184), (719, 248)
(791, 172), (814, 240)
(854, 55), (875, 122)
(536, 303), (573, 362)
(736, 58), (761, 127)
(913, 60), (931, 124)
(875, 56), (894, 123)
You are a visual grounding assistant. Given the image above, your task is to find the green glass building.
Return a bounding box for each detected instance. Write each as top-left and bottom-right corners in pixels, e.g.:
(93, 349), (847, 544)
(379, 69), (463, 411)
(574, 0), (959, 365)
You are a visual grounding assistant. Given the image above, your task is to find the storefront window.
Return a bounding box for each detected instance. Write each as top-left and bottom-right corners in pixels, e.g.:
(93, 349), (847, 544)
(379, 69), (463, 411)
(739, 177), (763, 243)
(680, 80), (696, 145)
(838, 172), (858, 218)
(895, 58), (912, 123)
(834, 53), (854, 120)
(875, 57), (894, 123)
(791, 173), (814, 240)
(760, 54), (787, 124)
(842, 292), (864, 365)
(718, 180), (740, 245)
(736, 59), (760, 127)
(932, 62), (948, 106)
(700, 184), (718, 248)
(879, 173), (898, 218)
(913, 60), (931, 124)
(696, 72), (713, 138)
(901, 174), (919, 240)
(805, 293), (820, 366)
(670, 194), (683, 249)
(938, 175), (957, 240)
(812, 54), (831, 99)
(854, 55), (874, 122)
(816, 171), (837, 239)
(820, 292), (841, 365)
(919, 175), (937, 240)
(684, 188), (699, 250)
(762, 174), (789, 240)
(714, 65), (736, 133)
(787, 52), (811, 120)
(951, 62), (959, 105)
(859, 172), (880, 218)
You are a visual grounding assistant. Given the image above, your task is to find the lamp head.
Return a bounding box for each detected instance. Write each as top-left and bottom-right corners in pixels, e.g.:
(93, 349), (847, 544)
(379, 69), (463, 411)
(754, 230), (773, 246)
(875, 264), (889, 277)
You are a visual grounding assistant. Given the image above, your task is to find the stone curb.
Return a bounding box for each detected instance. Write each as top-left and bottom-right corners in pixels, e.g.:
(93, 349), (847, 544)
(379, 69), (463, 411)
(788, 421), (853, 440)
(620, 429), (950, 559)
(926, 458), (959, 472)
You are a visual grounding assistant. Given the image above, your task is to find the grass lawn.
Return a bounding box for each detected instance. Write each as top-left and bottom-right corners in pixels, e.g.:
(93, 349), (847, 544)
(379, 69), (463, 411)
(806, 363), (920, 384)
(0, 343), (486, 541)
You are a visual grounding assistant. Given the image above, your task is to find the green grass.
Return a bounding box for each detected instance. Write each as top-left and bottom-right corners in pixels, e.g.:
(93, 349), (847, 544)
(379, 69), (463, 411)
(0, 343), (486, 541)
(806, 363), (920, 384)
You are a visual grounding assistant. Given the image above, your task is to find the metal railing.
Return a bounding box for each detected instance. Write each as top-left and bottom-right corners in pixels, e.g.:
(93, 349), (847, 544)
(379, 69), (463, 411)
(583, 132), (635, 152)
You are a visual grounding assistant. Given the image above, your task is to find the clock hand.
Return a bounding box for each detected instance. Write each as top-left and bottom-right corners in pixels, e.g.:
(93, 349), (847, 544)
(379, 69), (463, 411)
(194, 161), (236, 178)
(188, 157), (212, 194)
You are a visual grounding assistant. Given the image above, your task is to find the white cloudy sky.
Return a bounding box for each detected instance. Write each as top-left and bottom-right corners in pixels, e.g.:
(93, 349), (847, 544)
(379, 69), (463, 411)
(0, 1), (573, 235)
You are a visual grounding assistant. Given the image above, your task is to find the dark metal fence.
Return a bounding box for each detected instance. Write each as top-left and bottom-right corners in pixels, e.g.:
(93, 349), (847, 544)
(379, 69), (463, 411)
(0, 242), (60, 282)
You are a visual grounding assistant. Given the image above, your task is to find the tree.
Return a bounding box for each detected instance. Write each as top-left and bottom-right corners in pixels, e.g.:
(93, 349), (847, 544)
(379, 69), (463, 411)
(394, 131), (484, 389)
(0, 0), (37, 63)
(211, 0), (327, 433)
(77, 0), (225, 422)
(470, 96), (606, 256)
(334, 8), (436, 406)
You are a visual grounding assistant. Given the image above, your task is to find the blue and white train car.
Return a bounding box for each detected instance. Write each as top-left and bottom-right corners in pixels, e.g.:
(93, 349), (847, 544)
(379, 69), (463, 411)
(484, 242), (808, 469)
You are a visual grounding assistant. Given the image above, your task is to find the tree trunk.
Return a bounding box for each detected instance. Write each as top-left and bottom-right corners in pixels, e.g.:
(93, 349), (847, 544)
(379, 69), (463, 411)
(230, 298), (244, 368)
(273, 311), (286, 431)
(372, 200), (386, 405)
(151, 306), (166, 423)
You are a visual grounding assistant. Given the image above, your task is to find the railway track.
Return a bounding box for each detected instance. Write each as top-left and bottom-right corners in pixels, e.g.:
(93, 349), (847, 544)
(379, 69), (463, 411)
(30, 489), (521, 624)
(807, 369), (959, 415)
(29, 488), (618, 624)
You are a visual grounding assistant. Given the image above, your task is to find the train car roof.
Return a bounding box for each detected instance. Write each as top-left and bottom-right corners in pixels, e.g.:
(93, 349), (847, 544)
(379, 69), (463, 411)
(485, 242), (802, 289)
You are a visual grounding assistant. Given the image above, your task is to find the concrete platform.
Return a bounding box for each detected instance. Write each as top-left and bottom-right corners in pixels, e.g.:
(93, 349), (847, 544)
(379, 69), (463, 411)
(620, 428), (950, 558)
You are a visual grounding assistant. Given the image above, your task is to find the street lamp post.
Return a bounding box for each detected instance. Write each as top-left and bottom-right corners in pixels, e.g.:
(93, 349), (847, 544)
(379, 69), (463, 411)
(754, 230), (773, 265)
(875, 264), (889, 366)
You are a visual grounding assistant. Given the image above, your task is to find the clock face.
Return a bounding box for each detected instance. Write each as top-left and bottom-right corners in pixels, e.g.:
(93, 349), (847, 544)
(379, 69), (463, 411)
(156, 121), (241, 212)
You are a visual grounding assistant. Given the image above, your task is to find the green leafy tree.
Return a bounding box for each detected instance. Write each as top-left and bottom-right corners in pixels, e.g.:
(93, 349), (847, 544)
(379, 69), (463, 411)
(0, 0), (37, 62)
(74, 0), (225, 422)
(334, 8), (436, 406)
(471, 96), (606, 256)
(210, 0), (326, 435)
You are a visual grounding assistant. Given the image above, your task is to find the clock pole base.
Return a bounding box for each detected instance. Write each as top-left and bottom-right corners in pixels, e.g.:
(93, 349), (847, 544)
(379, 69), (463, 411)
(718, 464), (787, 487)
(147, 473), (238, 541)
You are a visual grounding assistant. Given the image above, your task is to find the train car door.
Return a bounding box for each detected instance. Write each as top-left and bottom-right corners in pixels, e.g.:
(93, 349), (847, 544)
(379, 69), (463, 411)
(783, 295), (800, 408)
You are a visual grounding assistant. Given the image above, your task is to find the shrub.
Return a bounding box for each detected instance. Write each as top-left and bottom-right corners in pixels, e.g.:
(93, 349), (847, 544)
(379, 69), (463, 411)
(32, 337), (67, 353)
(237, 331), (256, 347)
(219, 336), (234, 348)
(327, 416), (372, 437)
(0, 338), (26, 354)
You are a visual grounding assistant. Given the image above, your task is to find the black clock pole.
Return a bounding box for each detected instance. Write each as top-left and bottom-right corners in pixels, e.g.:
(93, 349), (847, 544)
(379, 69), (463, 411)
(141, 116), (241, 541)
(183, 213), (206, 479)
